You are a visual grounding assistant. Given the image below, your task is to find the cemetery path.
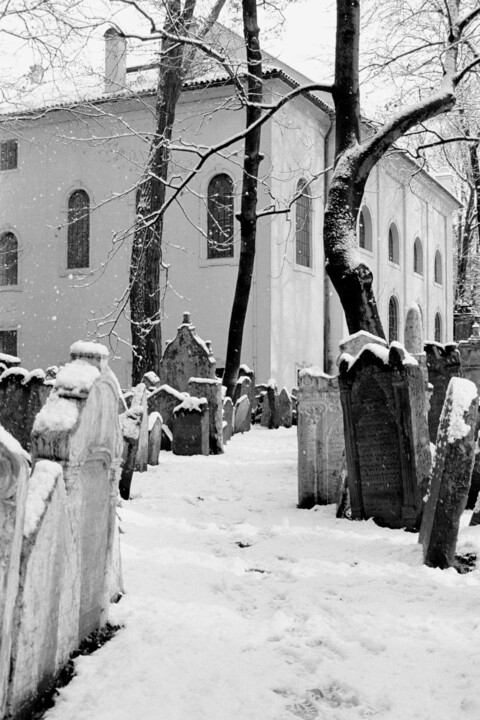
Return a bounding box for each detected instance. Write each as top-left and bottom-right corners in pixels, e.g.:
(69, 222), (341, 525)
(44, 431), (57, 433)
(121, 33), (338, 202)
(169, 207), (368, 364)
(46, 427), (480, 720)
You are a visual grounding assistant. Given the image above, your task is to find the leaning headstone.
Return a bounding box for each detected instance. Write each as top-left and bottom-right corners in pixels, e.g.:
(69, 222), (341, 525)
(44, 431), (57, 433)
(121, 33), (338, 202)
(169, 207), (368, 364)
(188, 377), (224, 454)
(234, 395), (251, 434)
(148, 412), (162, 465)
(261, 379), (279, 429)
(338, 342), (431, 530)
(148, 384), (186, 436)
(159, 312), (216, 393)
(297, 369), (344, 508)
(0, 429), (29, 718)
(425, 341), (461, 443)
(131, 383), (148, 472)
(233, 375), (252, 407)
(118, 404), (143, 500)
(223, 397), (234, 444)
(420, 377), (478, 568)
(0, 368), (52, 451)
(172, 397), (209, 456)
(275, 387), (293, 428)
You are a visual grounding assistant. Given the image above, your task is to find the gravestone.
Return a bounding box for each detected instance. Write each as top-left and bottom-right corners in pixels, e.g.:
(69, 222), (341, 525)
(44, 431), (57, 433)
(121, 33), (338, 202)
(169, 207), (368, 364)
(458, 322), (480, 389)
(338, 330), (388, 359)
(297, 369), (344, 508)
(188, 377), (224, 454)
(148, 384), (187, 435)
(148, 412), (162, 465)
(118, 404), (143, 500)
(159, 312), (216, 392)
(131, 383), (148, 472)
(338, 342), (431, 530)
(0, 429), (29, 718)
(0, 368), (52, 451)
(261, 380), (279, 429)
(233, 376), (252, 407)
(142, 371), (160, 390)
(172, 397), (209, 456)
(425, 341), (461, 443)
(275, 387), (293, 428)
(238, 364), (256, 409)
(234, 395), (251, 434)
(420, 377), (478, 569)
(223, 397), (234, 443)
(404, 302), (423, 354)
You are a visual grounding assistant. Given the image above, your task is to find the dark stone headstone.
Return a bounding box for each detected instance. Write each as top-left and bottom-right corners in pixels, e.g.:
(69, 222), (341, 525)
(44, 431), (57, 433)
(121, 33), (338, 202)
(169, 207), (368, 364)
(148, 384), (186, 432)
(260, 380), (279, 429)
(119, 404), (143, 500)
(275, 387), (293, 428)
(188, 377), (224, 454)
(172, 397), (209, 456)
(159, 312), (216, 392)
(338, 342), (431, 530)
(425, 341), (461, 443)
(0, 368), (51, 451)
(420, 377), (478, 568)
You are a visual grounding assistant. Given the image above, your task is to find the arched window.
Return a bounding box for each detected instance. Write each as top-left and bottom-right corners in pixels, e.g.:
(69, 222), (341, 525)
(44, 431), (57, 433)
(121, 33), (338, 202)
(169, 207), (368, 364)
(67, 189), (90, 269)
(295, 179), (312, 268)
(207, 174), (234, 259)
(358, 207), (372, 251)
(413, 237), (423, 275)
(434, 312), (442, 342)
(388, 223), (400, 265)
(434, 250), (442, 284)
(0, 232), (18, 286)
(388, 295), (399, 343)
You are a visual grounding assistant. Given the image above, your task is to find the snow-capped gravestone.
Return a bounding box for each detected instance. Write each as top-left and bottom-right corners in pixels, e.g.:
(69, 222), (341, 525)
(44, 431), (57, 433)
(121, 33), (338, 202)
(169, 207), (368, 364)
(131, 383), (148, 472)
(188, 377), (224, 454)
(232, 375), (252, 406)
(148, 412), (162, 465)
(222, 397), (234, 443)
(148, 384), (186, 434)
(420, 378), (478, 569)
(159, 312), (216, 393)
(297, 369), (344, 508)
(425, 341), (461, 443)
(238, 364), (256, 409)
(261, 380), (279, 429)
(0, 368), (53, 451)
(0, 429), (29, 719)
(234, 395), (251, 434)
(458, 321), (480, 390)
(338, 343), (431, 530)
(7, 342), (123, 719)
(172, 397), (209, 456)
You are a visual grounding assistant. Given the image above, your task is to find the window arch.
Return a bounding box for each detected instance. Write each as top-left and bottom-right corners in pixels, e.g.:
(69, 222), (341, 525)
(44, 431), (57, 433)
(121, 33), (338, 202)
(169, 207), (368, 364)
(434, 250), (442, 284)
(295, 179), (312, 268)
(67, 189), (90, 269)
(207, 173), (234, 259)
(359, 207), (373, 251)
(0, 232), (18, 286)
(434, 312), (442, 342)
(388, 223), (400, 265)
(388, 295), (399, 343)
(413, 237), (423, 275)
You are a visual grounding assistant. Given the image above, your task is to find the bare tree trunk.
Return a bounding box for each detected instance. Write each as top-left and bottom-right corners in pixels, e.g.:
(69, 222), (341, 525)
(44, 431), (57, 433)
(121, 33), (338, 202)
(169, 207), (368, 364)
(223, 0), (263, 398)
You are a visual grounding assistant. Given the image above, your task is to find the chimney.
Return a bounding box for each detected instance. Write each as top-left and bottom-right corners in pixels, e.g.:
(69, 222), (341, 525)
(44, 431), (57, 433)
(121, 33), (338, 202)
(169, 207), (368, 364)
(104, 28), (126, 93)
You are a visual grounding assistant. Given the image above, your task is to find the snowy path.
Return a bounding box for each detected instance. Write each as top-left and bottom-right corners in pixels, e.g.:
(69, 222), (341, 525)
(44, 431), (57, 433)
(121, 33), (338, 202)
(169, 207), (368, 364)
(46, 426), (480, 720)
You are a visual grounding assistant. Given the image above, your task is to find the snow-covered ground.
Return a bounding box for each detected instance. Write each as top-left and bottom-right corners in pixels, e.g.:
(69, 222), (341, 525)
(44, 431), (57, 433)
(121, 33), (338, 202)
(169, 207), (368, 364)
(46, 426), (480, 720)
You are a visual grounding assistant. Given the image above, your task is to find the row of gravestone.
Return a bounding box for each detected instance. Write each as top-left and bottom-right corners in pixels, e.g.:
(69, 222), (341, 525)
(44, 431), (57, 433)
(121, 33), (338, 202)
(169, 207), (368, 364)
(0, 342), (123, 720)
(297, 328), (480, 570)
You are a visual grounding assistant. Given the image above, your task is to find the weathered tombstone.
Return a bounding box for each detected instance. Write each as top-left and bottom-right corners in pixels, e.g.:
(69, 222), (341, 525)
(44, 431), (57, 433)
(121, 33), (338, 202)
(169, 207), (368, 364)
(404, 302), (423, 354)
(188, 377), (224, 454)
(338, 329), (388, 359)
(297, 369), (344, 508)
(172, 397), (209, 456)
(0, 368), (52, 451)
(420, 377), (478, 568)
(454, 309), (475, 342)
(338, 343), (431, 530)
(238, 364), (256, 409)
(0, 429), (29, 718)
(148, 384), (186, 436)
(159, 312), (216, 392)
(118, 405), (143, 500)
(234, 395), (251, 434)
(425, 341), (461, 443)
(142, 371), (160, 390)
(232, 375), (252, 407)
(261, 380), (279, 429)
(458, 322), (480, 389)
(148, 412), (162, 465)
(223, 397), (234, 444)
(275, 387), (293, 428)
(131, 383), (148, 472)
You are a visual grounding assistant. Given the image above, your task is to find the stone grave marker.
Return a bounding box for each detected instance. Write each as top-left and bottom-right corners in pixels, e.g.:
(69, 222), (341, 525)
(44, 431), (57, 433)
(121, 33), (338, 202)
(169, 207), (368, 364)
(118, 404), (143, 500)
(142, 371), (160, 390)
(425, 341), (461, 443)
(297, 369), (344, 508)
(338, 329), (388, 359)
(223, 397), (234, 443)
(419, 377), (478, 569)
(188, 377), (224, 454)
(233, 375), (252, 407)
(148, 384), (187, 436)
(338, 342), (431, 530)
(275, 387), (293, 428)
(148, 412), (162, 465)
(159, 312), (216, 393)
(261, 380), (279, 429)
(172, 397), (209, 456)
(131, 383), (148, 472)
(234, 395), (251, 434)
(0, 368), (52, 451)
(238, 364), (256, 409)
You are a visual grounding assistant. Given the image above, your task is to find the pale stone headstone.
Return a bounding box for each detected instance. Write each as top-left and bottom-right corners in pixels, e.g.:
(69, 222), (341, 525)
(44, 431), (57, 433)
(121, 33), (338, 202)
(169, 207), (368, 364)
(338, 342), (431, 530)
(132, 383), (148, 472)
(425, 341), (461, 443)
(420, 378), (478, 569)
(234, 395), (251, 434)
(275, 387), (293, 428)
(404, 302), (423, 354)
(223, 397), (234, 443)
(148, 412), (162, 465)
(172, 397), (209, 456)
(159, 312), (216, 393)
(238, 364), (256, 409)
(297, 369), (344, 508)
(0, 429), (29, 718)
(188, 377), (224, 454)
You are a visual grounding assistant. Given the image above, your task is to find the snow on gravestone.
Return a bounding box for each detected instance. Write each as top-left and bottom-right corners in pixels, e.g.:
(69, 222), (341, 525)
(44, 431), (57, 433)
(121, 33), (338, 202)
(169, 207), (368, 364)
(297, 369), (344, 508)
(238, 364), (256, 410)
(420, 377), (478, 569)
(0, 368), (52, 452)
(188, 377), (224, 454)
(222, 396), (234, 444)
(30, 341), (123, 641)
(425, 341), (461, 444)
(119, 402), (143, 500)
(159, 312), (216, 393)
(0, 428), (29, 719)
(338, 342), (431, 530)
(172, 397), (209, 456)
(148, 384), (187, 437)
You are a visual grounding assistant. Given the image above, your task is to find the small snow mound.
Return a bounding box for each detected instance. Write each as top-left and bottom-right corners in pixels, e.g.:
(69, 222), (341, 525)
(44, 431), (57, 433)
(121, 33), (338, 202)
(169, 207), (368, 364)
(70, 340), (109, 358)
(33, 396), (79, 433)
(174, 396), (208, 413)
(0, 367), (29, 382)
